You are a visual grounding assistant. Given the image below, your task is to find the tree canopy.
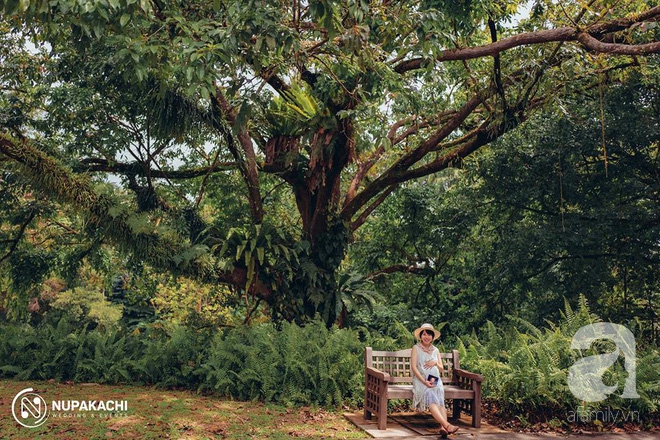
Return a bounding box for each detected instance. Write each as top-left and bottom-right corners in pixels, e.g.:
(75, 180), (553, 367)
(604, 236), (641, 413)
(349, 73), (660, 340)
(1, 0), (659, 324)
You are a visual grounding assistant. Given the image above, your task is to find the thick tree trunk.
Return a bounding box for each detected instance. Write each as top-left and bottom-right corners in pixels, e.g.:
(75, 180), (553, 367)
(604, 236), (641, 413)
(302, 120), (354, 244)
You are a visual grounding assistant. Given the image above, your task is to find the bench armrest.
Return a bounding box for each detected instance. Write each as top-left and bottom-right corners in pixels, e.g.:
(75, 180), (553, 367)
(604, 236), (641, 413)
(454, 368), (483, 383)
(453, 368), (483, 428)
(366, 366), (391, 383)
(454, 368), (484, 392)
(364, 365), (391, 429)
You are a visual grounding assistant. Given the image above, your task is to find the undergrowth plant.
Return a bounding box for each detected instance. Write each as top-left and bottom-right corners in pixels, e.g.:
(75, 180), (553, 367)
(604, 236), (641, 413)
(0, 318), (365, 407)
(0, 299), (657, 425)
(0, 319), (82, 381)
(458, 296), (660, 427)
(198, 320), (364, 406)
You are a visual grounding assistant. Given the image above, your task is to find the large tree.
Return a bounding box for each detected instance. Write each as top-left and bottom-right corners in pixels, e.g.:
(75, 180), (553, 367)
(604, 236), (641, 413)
(1, 0), (659, 324)
(350, 72), (660, 339)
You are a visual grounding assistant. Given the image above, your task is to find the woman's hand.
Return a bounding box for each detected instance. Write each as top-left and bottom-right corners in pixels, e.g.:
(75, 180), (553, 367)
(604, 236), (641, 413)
(423, 359), (437, 369)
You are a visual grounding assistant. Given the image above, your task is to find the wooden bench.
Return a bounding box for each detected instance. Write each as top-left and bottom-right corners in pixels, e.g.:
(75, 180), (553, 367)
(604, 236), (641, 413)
(364, 347), (484, 430)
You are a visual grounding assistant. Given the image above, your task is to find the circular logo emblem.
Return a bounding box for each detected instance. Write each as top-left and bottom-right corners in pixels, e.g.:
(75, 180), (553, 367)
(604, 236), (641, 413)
(11, 387), (48, 428)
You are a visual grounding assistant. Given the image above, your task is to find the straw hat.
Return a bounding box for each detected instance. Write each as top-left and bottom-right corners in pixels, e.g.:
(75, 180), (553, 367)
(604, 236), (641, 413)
(413, 323), (441, 341)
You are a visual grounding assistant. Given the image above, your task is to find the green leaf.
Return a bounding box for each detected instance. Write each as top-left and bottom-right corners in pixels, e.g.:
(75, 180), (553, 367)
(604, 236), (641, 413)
(139, 0), (152, 13)
(4, 0), (20, 14)
(97, 7), (109, 20)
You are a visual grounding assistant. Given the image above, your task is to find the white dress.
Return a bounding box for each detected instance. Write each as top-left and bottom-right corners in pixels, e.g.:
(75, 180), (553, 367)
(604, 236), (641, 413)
(412, 344), (445, 411)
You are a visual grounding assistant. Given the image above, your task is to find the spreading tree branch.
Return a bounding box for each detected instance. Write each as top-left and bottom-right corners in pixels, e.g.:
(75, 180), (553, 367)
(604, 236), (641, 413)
(394, 7), (660, 73)
(0, 131), (252, 290)
(77, 158), (237, 179)
(342, 92), (486, 222)
(211, 87), (264, 222)
(365, 263), (429, 279)
(0, 208), (37, 264)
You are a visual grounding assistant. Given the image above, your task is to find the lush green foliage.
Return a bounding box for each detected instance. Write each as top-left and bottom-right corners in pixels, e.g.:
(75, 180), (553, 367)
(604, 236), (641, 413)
(1, 299), (659, 428)
(0, 319), (366, 407)
(459, 297), (660, 426)
(1, 1), (659, 428)
(199, 320), (364, 406)
(151, 275), (235, 328)
(350, 71), (660, 341)
(49, 286), (123, 329)
(2, 0), (658, 324)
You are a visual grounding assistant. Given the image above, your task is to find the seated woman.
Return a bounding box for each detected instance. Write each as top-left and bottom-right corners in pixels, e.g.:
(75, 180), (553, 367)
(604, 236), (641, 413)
(411, 323), (459, 436)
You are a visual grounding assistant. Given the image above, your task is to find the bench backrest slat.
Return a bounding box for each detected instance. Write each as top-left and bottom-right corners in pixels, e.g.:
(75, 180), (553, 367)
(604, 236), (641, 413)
(365, 347), (459, 385)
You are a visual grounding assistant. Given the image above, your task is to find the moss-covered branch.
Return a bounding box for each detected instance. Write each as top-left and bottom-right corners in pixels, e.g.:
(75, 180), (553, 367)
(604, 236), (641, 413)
(0, 132), (243, 287)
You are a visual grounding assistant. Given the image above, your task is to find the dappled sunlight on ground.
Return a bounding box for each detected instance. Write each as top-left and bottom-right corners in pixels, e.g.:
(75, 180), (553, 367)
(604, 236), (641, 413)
(0, 380), (367, 439)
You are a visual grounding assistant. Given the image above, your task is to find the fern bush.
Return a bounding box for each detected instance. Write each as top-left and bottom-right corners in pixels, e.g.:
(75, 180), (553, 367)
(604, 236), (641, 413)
(73, 330), (135, 384)
(0, 318), (363, 407)
(458, 296), (660, 427)
(200, 323), (278, 400)
(2, 300), (655, 424)
(131, 324), (209, 388)
(199, 320), (363, 406)
(0, 319), (82, 381)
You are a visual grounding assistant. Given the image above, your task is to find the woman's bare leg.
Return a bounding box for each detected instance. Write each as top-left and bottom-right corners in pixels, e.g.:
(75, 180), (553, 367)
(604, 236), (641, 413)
(428, 404), (459, 434)
(428, 403), (450, 429)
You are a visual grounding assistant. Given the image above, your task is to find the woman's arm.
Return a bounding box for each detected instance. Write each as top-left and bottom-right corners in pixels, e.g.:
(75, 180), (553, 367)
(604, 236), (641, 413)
(410, 346), (426, 382)
(422, 347), (441, 370)
(436, 350), (444, 372)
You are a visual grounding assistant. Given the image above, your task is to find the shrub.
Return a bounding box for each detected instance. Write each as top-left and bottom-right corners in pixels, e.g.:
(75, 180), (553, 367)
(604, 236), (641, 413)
(458, 296), (660, 427)
(0, 319), (81, 381)
(73, 330), (134, 383)
(1, 303), (656, 425)
(0, 318), (364, 408)
(198, 320), (363, 406)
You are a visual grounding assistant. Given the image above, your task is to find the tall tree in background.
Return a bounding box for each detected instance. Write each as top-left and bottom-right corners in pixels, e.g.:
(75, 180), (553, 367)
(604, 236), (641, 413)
(1, 0), (659, 324)
(350, 71), (660, 340)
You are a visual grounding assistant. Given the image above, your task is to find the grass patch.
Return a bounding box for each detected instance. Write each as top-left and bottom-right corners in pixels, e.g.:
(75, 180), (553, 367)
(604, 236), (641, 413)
(0, 380), (367, 439)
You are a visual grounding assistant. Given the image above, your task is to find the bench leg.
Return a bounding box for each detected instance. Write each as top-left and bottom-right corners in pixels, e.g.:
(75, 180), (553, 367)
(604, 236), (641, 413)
(473, 383), (482, 427)
(377, 401), (388, 430)
(377, 412), (387, 430)
(452, 399), (461, 419)
(364, 408), (372, 420)
(472, 402), (481, 428)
